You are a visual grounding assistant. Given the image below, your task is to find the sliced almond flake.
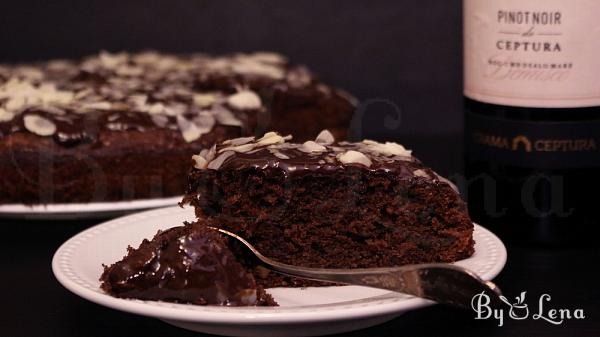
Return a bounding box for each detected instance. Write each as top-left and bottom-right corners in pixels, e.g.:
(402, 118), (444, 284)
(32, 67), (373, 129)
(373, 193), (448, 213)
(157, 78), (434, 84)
(192, 111), (216, 133)
(222, 136), (255, 146)
(299, 140), (326, 153)
(5, 97), (26, 111)
(362, 139), (378, 146)
(147, 103), (165, 115)
(0, 108), (15, 122)
(208, 151), (235, 170)
(110, 102), (129, 110)
(257, 131), (278, 140)
(394, 155), (415, 162)
(328, 146), (345, 152)
(177, 115), (200, 142)
(192, 155), (208, 169)
(23, 114), (56, 136)
(203, 58), (231, 72)
(316, 84), (331, 95)
(362, 139), (412, 157)
(336, 89), (359, 107)
(231, 58), (285, 79)
(133, 51), (162, 66)
(256, 131), (288, 147)
(151, 114), (169, 128)
(177, 113), (215, 143)
(99, 51), (128, 69)
(180, 124), (202, 143)
(286, 66), (312, 87)
(380, 142), (412, 156)
(74, 89), (93, 99)
(227, 90), (262, 110)
(247, 52), (287, 64)
(164, 104), (187, 116)
(199, 144), (217, 162)
(337, 150), (372, 167)
(272, 151), (290, 160)
(219, 143), (255, 153)
(413, 169), (430, 178)
(116, 65), (144, 76)
(214, 106), (242, 126)
(207, 145), (217, 160)
(193, 93), (216, 108)
(47, 59), (74, 72)
(128, 94), (148, 108)
(315, 129), (335, 145)
(198, 148), (209, 158)
(37, 105), (66, 116)
(174, 87), (193, 98)
(107, 114), (120, 122)
(81, 101), (112, 110)
(50, 115), (73, 123)
(246, 148), (265, 154)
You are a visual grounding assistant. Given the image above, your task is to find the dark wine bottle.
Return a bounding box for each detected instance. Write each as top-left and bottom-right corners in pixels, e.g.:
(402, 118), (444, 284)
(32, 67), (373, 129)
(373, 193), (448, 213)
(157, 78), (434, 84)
(463, 0), (600, 244)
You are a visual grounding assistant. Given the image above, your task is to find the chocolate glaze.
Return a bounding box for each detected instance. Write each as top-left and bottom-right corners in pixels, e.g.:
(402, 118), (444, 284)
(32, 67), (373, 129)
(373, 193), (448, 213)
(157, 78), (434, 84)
(220, 146), (424, 179)
(100, 222), (276, 306)
(194, 132), (443, 182)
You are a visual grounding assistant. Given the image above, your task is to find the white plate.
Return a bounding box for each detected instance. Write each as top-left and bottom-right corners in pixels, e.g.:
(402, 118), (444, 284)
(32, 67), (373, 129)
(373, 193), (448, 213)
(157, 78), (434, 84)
(0, 196), (183, 220)
(52, 206), (507, 337)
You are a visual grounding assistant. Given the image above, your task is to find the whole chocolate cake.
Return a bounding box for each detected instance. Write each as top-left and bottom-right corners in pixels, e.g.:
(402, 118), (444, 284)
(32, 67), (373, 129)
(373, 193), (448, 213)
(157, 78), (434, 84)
(100, 222), (276, 306)
(0, 51), (355, 204)
(183, 130), (475, 287)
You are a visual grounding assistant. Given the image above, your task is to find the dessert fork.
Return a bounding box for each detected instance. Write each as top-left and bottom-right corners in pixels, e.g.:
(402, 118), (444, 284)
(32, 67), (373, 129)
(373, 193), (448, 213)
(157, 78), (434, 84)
(214, 227), (503, 309)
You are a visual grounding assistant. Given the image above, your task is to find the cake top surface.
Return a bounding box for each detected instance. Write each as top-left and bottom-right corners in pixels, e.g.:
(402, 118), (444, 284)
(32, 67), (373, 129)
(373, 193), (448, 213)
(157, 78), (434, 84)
(0, 51), (331, 145)
(100, 222), (274, 306)
(191, 130), (453, 184)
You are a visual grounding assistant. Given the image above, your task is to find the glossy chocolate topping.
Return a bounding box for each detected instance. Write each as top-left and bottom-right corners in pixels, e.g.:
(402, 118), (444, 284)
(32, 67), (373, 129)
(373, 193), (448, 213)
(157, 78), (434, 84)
(100, 223), (276, 306)
(190, 130), (455, 187)
(0, 51), (322, 146)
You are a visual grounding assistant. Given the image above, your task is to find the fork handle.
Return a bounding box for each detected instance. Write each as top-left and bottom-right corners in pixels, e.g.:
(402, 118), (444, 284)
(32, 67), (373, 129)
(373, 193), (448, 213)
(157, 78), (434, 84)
(268, 262), (502, 309)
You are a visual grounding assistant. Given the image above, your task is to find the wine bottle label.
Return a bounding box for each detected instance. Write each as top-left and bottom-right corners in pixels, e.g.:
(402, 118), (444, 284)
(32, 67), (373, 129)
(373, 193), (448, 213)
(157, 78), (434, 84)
(466, 112), (600, 168)
(464, 0), (600, 108)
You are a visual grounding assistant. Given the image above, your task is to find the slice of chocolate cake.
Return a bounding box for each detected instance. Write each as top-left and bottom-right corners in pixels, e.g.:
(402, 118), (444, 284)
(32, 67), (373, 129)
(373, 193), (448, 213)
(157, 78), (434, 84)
(183, 130), (475, 287)
(100, 222), (276, 306)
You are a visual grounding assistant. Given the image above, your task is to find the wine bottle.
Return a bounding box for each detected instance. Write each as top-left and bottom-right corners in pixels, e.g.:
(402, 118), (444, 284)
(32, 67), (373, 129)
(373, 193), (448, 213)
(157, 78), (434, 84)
(463, 0), (600, 244)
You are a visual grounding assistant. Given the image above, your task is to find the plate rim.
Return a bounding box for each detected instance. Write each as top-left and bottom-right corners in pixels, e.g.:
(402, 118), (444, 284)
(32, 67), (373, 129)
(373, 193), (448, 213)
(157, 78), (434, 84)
(52, 206), (507, 324)
(0, 196), (183, 218)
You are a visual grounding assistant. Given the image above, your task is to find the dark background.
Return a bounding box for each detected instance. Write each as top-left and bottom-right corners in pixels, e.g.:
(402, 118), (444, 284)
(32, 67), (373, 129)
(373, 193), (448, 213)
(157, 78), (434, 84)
(3, 1), (599, 337)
